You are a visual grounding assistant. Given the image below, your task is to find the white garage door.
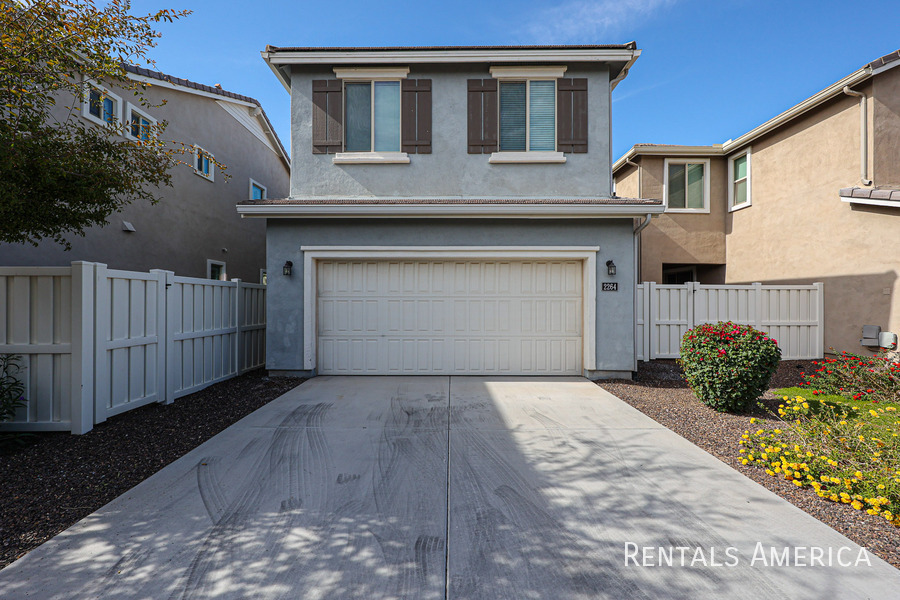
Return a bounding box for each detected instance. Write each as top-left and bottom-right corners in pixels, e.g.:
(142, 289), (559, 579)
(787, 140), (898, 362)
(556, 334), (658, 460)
(316, 260), (583, 375)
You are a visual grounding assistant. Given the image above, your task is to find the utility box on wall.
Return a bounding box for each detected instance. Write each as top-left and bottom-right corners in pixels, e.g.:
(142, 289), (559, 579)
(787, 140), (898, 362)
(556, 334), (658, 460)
(861, 325), (898, 350)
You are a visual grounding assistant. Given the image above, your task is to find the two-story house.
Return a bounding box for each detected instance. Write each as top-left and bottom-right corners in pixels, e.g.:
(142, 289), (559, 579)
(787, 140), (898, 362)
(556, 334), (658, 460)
(0, 65), (290, 283)
(238, 44), (662, 378)
(613, 49), (900, 354)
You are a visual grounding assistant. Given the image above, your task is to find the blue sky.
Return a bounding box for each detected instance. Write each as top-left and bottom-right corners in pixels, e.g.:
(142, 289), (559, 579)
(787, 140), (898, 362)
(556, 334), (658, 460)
(132, 0), (900, 160)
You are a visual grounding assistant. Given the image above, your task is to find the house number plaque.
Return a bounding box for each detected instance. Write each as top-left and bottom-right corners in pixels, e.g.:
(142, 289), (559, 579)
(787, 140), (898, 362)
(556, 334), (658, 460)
(602, 282), (618, 292)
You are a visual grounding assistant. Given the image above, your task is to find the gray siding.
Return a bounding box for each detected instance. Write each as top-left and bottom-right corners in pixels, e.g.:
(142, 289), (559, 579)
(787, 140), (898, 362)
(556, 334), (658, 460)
(265, 218), (635, 375)
(0, 81), (289, 282)
(289, 64), (612, 199)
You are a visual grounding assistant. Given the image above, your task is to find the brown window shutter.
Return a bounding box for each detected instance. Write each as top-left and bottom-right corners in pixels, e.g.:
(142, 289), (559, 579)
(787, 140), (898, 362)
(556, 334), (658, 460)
(401, 79), (432, 154)
(312, 80), (343, 154)
(557, 78), (588, 153)
(467, 79), (497, 154)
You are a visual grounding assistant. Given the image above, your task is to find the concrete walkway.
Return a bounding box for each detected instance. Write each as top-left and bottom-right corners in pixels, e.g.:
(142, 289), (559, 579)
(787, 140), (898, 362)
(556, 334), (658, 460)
(1, 376), (898, 599)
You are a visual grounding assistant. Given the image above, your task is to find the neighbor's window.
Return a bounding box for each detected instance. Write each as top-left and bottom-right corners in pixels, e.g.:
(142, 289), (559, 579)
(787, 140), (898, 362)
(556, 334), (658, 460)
(344, 81), (401, 152)
(499, 80), (556, 152)
(194, 146), (214, 181)
(207, 260), (226, 281)
(728, 150), (751, 211)
(665, 158), (709, 212)
(126, 104), (154, 142)
(83, 84), (121, 127)
(250, 180), (266, 200)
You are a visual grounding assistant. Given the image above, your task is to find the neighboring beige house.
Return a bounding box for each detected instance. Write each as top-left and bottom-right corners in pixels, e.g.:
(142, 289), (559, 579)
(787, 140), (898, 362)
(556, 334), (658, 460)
(0, 66), (290, 283)
(613, 49), (900, 355)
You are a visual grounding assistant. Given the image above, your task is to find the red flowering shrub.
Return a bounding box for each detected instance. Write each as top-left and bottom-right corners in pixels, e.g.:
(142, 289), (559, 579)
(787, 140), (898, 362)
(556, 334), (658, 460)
(800, 350), (900, 404)
(679, 321), (781, 412)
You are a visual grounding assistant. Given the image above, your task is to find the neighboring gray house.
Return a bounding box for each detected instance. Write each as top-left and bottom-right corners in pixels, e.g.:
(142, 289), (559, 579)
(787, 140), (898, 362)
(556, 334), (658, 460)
(239, 44), (662, 378)
(0, 66), (290, 283)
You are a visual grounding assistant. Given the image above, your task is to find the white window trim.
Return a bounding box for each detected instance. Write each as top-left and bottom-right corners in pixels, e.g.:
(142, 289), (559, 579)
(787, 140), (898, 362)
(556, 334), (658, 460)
(496, 78), (559, 154)
(82, 82), (123, 128)
(193, 146), (215, 181)
(207, 259), (226, 281)
(124, 102), (156, 142)
(333, 67), (409, 81)
(249, 178), (267, 199)
(340, 79), (405, 156)
(300, 246), (598, 373)
(663, 157), (711, 213)
(490, 66), (567, 79)
(489, 151), (566, 164)
(728, 148), (752, 212)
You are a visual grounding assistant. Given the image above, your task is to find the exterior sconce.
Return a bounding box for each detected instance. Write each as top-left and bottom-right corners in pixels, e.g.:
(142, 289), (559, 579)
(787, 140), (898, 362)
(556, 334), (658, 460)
(606, 260), (616, 277)
(283, 261), (293, 277)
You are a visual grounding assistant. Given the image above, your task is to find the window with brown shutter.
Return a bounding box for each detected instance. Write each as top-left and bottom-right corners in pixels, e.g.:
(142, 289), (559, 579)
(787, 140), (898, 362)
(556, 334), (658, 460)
(557, 78), (588, 153)
(312, 80), (343, 154)
(467, 79), (498, 154)
(401, 79), (432, 154)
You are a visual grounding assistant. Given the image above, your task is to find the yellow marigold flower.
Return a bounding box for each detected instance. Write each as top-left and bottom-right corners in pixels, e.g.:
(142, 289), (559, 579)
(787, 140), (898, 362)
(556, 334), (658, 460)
(765, 469), (775, 476)
(750, 418), (757, 424)
(854, 471), (863, 479)
(741, 459), (748, 465)
(839, 420), (848, 425)
(878, 484), (886, 490)
(851, 500), (863, 510)
(794, 480), (803, 487)
(885, 511), (895, 520)
(869, 410), (879, 417)
(802, 403), (809, 409)
(774, 429), (782, 434)
(829, 494), (839, 502)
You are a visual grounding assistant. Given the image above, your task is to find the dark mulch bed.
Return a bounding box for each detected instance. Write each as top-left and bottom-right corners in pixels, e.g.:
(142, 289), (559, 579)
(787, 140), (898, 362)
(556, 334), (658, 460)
(0, 370), (304, 570)
(597, 359), (900, 569)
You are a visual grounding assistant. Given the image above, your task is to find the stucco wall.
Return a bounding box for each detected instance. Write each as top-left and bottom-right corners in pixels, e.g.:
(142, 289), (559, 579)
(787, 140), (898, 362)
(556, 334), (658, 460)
(873, 65), (900, 186)
(289, 64), (613, 199)
(724, 81), (898, 354)
(265, 218), (636, 376)
(615, 156), (727, 283)
(0, 80), (289, 282)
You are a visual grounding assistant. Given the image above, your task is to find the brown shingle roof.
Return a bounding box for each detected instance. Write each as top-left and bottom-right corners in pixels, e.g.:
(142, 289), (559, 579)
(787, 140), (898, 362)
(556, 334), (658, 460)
(867, 50), (900, 71)
(840, 187), (900, 202)
(238, 197), (662, 207)
(124, 64), (260, 106)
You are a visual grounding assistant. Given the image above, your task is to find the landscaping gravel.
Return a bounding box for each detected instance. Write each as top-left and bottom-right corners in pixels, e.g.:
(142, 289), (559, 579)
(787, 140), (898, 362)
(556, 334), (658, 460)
(0, 370), (304, 570)
(597, 360), (900, 569)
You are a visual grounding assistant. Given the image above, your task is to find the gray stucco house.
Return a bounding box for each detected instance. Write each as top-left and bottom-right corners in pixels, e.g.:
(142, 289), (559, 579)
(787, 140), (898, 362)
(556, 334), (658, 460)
(239, 44), (663, 378)
(0, 66), (290, 282)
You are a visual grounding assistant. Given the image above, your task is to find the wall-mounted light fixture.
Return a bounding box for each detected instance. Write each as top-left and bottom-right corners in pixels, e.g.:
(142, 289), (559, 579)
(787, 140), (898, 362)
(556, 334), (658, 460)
(283, 260), (293, 277)
(606, 260), (617, 277)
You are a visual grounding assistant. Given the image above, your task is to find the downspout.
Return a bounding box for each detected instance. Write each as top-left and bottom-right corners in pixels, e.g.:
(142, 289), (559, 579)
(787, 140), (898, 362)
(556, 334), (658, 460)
(842, 86), (872, 186)
(633, 213), (653, 372)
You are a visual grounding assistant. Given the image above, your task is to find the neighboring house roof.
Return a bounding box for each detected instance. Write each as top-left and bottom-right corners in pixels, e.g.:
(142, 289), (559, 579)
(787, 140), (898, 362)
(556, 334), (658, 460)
(124, 64), (290, 167)
(236, 196), (664, 218)
(613, 48), (900, 174)
(261, 43), (641, 92)
(840, 187), (900, 208)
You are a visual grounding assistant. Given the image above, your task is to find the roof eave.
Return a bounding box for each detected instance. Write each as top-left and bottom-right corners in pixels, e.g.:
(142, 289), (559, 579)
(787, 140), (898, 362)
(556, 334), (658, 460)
(236, 203), (665, 219)
(613, 145), (724, 173)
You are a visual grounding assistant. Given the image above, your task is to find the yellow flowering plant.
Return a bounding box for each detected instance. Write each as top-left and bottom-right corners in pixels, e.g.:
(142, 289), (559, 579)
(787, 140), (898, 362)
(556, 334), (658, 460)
(739, 396), (900, 526)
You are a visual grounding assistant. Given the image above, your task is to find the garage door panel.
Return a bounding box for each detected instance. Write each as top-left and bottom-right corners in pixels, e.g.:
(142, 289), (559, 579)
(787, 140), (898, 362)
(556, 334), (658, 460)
(317, 260), (583, 375)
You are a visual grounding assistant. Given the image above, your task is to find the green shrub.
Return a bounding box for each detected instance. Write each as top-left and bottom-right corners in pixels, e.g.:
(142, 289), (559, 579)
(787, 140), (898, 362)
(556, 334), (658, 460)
(679, 321), (781, 412)
(798, 350), (900, 405)
(0, 354), (26, 423)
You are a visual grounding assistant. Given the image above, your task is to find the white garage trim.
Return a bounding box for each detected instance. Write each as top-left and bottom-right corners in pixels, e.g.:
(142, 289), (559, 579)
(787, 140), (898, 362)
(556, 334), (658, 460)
(301, 247), (598, 373)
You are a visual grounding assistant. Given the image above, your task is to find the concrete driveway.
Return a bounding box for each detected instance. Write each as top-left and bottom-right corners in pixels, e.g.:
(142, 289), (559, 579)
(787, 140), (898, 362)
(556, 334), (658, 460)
(1, 376), (898, 599)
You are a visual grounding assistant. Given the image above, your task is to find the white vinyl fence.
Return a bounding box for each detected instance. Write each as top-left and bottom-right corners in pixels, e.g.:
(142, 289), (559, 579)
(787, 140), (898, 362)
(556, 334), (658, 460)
(636, 282), (824, 362)
(1, 262), (266, 434)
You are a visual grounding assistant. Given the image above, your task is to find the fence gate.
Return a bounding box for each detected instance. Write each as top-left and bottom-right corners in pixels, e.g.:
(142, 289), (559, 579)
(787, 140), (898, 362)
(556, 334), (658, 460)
(636, 282), (824, 362)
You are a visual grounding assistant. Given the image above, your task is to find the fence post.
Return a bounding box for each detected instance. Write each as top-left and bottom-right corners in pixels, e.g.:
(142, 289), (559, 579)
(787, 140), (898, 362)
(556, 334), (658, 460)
(814, 282), (825, 358)
(753, 282), (763, 332)
(69, 262), (95, 434)
(93, 263), (109, 424)
(163, 271), (177, 404)
(150, 270), (172, 404)
(232, 279), (243, 375)
(685, 282), (695, 331)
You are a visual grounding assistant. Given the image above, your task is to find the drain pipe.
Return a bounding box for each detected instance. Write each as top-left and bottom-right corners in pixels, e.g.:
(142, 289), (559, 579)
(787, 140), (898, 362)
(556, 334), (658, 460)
(843, 86), (872, 186)
(632, 213), (653, 372)
(624, 158), (642, 198)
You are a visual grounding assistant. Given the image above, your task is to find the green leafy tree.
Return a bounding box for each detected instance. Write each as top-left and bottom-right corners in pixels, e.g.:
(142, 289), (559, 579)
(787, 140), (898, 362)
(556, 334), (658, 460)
(0, 0), (197, 248)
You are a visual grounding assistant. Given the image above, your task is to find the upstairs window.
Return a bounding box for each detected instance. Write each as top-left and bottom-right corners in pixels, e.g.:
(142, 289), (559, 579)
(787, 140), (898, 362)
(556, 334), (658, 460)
(249, 179), (266, 200)
(126, 104), (155, 142)
(194, 146), (214, 181)
(83, 84), (121, 127)
(664, 158), (710, 213)
(344, 81), (401, 153)
(728, 149), (752, 211)
(499, 80), (556, 152)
